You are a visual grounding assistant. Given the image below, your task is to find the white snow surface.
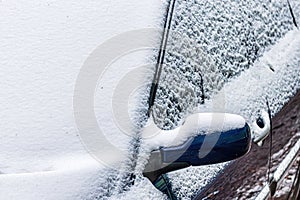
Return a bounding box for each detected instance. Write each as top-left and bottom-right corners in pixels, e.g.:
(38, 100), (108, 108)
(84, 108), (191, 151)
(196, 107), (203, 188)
(1, 0), (300, 200)
(0, 1), (165, 200)
(143, 113), (246, 150)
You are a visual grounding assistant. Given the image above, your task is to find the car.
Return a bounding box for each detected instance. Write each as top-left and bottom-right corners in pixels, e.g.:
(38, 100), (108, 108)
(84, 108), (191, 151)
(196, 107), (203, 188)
(0, 0), (299, 200)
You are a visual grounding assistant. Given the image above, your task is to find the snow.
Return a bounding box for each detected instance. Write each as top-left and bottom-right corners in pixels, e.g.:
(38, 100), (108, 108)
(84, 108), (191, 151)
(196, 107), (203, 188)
(152, 0), (300, 198)
(0, 0), (299, 200)
(167, 29), (300, 200)
(143, 113), (246, 150)
(0, 159), (102, 200)
(153, 0), (295, 130)
(0, 0), (165, 199)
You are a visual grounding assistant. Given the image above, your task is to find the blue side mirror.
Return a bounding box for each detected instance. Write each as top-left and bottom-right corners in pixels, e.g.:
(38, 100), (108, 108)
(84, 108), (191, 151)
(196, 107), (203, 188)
(143, 113), (251, 182)
(162, 123), (251, 165)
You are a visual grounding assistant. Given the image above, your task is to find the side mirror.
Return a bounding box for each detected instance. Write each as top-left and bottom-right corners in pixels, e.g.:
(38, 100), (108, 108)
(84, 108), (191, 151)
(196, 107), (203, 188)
(143, 113), (251, 183)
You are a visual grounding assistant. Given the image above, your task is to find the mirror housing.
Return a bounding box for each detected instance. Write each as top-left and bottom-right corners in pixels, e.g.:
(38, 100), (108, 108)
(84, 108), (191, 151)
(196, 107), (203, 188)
(143, 113), (251, 182)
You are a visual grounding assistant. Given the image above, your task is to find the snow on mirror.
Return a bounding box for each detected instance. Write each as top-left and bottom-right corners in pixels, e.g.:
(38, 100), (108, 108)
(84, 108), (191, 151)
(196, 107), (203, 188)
(142, 113), (252, 183)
